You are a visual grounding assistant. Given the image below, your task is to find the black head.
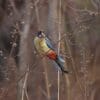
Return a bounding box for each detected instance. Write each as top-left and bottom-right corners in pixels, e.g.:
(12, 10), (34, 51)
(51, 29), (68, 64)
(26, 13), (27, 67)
(36, 31), (45, 38)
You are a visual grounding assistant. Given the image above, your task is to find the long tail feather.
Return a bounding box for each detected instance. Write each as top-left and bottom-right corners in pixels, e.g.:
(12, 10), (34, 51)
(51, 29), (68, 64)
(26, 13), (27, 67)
(55, 56), (69, 74)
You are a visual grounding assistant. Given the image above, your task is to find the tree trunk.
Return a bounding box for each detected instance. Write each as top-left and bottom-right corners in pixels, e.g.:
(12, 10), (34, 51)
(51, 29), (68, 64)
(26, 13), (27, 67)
(17, 0), (31, 100)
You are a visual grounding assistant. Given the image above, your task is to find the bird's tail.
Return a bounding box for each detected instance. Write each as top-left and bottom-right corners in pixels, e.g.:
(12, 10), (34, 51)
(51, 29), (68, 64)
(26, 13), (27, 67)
(55, 56), (69, 74)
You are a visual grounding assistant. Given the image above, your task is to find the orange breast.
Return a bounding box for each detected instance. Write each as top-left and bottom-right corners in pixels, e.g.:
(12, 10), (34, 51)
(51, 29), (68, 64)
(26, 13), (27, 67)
(47, 50), (57, 60)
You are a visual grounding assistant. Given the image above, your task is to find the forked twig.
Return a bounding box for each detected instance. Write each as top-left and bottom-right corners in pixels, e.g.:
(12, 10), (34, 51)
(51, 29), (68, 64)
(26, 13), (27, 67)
(21, 67), (29, 100)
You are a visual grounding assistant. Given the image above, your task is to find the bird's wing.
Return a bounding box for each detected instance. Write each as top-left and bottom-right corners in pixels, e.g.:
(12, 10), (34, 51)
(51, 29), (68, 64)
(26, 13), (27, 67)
(45, 37), (54, 50)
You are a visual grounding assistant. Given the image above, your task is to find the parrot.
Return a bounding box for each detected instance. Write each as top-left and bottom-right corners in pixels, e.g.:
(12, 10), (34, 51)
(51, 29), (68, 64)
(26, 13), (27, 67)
(34, 31), (69, 74)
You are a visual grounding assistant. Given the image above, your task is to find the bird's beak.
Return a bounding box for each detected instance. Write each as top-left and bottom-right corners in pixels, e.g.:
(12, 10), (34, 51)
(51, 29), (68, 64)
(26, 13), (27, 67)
(41, 33), (45, 37)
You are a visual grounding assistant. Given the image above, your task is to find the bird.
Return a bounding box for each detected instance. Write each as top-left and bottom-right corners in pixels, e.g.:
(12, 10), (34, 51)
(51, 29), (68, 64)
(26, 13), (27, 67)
(34, 31), (69, 74)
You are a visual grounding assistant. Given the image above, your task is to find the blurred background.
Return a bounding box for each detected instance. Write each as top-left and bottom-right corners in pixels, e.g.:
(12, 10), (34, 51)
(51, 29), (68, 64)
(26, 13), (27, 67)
(0, 0), (100, 100)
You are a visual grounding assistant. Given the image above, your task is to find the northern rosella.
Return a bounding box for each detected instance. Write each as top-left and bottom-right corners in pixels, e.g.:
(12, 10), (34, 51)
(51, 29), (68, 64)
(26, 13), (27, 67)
(34, 31), (69, 74)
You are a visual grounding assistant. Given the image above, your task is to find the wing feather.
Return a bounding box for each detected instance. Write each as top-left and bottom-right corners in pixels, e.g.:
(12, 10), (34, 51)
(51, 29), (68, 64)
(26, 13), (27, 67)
(45, 37), (54, 50)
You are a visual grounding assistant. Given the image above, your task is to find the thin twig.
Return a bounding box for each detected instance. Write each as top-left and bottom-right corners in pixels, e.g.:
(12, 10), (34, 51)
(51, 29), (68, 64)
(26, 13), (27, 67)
(40, 86), (50, 100)
(25, 89), (30, 100)
(66, 1), (98, 14)
(21, 67), (29, 100)
(57, 0), (62, 99)
(57, 70), (60, 100)
(34, 0), (41, 30)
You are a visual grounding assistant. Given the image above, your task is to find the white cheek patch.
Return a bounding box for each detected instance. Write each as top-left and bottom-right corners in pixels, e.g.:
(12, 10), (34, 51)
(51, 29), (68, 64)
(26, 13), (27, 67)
(39, 35), (42, 38)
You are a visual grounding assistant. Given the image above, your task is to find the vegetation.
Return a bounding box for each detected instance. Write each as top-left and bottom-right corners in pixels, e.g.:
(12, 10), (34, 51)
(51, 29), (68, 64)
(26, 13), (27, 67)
(0, 0), (100, 100)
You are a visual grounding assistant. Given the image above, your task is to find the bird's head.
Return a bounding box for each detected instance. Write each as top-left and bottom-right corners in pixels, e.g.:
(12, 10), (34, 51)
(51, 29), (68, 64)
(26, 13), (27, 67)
(35, 31), (45, 38)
